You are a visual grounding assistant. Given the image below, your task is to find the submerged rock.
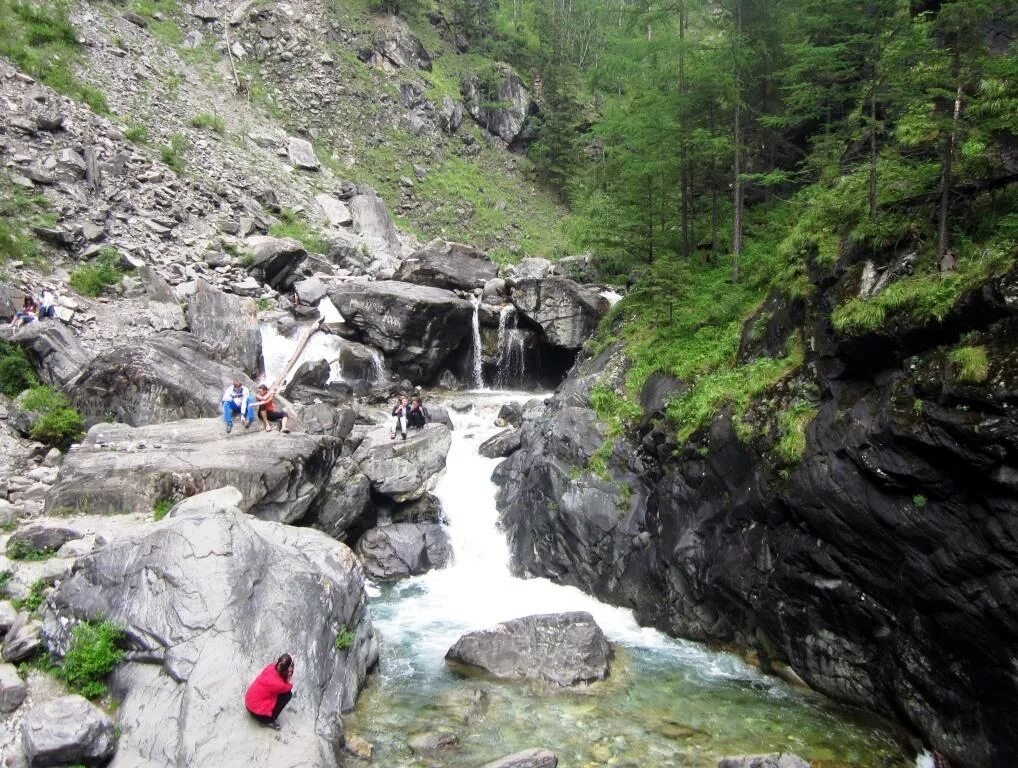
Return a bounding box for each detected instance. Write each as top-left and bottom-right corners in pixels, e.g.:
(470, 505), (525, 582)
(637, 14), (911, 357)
(445, 612), (611, 686)
(479, 748), (558, 768)
(717, 756), (811, 768)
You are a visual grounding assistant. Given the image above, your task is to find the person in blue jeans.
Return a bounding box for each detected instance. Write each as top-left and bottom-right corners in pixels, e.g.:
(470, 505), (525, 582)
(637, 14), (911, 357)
(221, 378), (255, 434)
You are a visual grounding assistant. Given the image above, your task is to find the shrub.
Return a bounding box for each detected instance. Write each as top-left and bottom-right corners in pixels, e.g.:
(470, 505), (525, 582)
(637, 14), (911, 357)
(948, 345), (989, 383)
(159, 133), (189, 175)
(189, 112), (225, 134)
(69, 248), (123, 296)
(58, 620), (125, 699)
(6, 538), (56, 561)
(334, 624), (354, 651)
(0, 182), (53, 263)
(124, 124), (149, 144)
(18, 385), (84, 449)
(912, 494), (927, 508)
(12, 579), (46, 613)
(0, 341), (39, 396)
(152, 498), (174, 521)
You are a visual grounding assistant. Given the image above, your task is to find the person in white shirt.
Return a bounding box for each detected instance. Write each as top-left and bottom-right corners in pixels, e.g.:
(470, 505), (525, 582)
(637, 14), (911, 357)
(221, 378), (255, 434)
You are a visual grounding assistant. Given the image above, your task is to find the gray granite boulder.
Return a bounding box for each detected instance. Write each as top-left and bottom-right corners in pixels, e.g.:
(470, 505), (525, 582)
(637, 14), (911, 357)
(140, 265), (187, 332)
(287, 136), (320, 171)
(478, 428), (521, 459)
(445, 612), (611, 686)
(2, 612), (42, 663)
(8, 322), (92, 387)
(329, 281), (472, 382)
(6, 523), (83, 556)
(480, 748), (558, 768)
(45, 419), (340, 522)
(352, 423), (452, 503)
(40, 510), (377, 768)
(511, 278), (608, 351)
(21, 695), (116, 766)
(165, 486), (244, 518)
(243, 235), (308, 290)
(461, 66), (532, 144)
(717, 756), (811, 768)
(396, 239), (497, 291)
(185, 279), (262, 378)
(0, 662), (26, 712)
(310, 457), (373, 542)
(355, 522), (451, 580)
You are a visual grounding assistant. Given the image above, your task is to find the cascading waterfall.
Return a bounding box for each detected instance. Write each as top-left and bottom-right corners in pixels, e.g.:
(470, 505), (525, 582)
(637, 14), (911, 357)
(368, 348), (386, 383)
(345, 393), (910, 767)
(470, 294), (484, 389)
(495, 304), (526, 389)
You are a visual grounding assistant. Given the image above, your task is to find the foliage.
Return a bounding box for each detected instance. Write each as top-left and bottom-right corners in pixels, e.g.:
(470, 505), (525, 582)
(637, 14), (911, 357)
(0, 569), (10, 594)
(912, 494), (927, 508)
(57, 620), (126, 699)
(589, 385), (641, 437)
(0, 341), (39, 397)
(775, 400), (818, 465)
(12, 579), (46, 613)
(18, 385), (84, 449)
(6, 538), (56, 561)
(0, 0), (108, 113)
(69, 247), (124, 296)
(190, 112), (225, 134)
(123, 125), (149, 144)
(269, 208), (329, 255)
(0, 181), (55, 263)
(334, 624), (354, 651)
(152, 498), (174, 521)
(159, 133), (190, 175)
(128, 0), (183, 45)
(948, 345), (989, 383)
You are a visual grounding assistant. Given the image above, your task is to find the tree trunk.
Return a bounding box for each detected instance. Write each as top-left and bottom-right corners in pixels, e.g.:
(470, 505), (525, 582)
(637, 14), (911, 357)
(679, 1), (690, 258)
(869, 79), (878, 221)
(731, 0), (743, 284)
(938, 81), (962, 266)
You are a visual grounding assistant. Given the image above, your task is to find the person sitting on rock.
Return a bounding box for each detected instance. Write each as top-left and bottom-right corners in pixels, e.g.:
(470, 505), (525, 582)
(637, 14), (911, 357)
(38, 288), (57, 320)
(407, 396), (429, 431)
(391, 395), (410, 440)
(9, 296), (37, 334)
(254, 384), (290, 433)
(244, 653), (294, 731)
(222, 378), (255, 434)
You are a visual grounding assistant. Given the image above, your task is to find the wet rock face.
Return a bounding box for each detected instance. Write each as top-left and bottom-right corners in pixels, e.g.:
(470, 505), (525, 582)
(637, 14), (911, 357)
(511, 277), (608, 351)
(40, 510), (377, 768)
(445, 612), (611, 686)
(495, 277), (1018, 767)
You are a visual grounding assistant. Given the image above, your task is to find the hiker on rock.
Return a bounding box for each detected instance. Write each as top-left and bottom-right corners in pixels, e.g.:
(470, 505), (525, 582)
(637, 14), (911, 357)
(38, 288), (57, 320)
(408, 396), (429, 431)
(391, 395), (410, 440)
(244, 653), (294, 731)
(254, 384), (290, 433)
(222, 378), (255, 434)
(9, 296), (37, 334)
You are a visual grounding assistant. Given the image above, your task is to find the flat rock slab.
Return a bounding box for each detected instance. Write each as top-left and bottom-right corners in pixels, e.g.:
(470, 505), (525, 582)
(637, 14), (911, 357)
(353, 423), (451, 503)
(21, 694), (116, 766)
(445, 612), (611, 686)
(478, 427), (521, 459)
(40, 510), (378, 768)
(46, 418), (340, 522)
(480, 748), (558, 768)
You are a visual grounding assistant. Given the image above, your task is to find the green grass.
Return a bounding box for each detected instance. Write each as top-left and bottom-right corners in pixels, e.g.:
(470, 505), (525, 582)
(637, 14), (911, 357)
(0, 569), (11, 594)
(18, 385), (85, 449)
(775, 399), (817, 464)
(123, 124), (149, 144)
(269, 208), (329, 254)
(12, 579), (46, 613)
(57, 620), (125, 699)
(128, 0), (183, 45)
(334, 624), (354, 651)
(6, 538), (56, 561)
(152, 498), (173, 521)
(948, 345), (989, 383)
(0, 341), (39, 396)
(69, 247), (124, 296)
(0, 0), (109, 113)
(0, 181), (56, 263)
(190, 112), (225, 134)
(159, 132), (190, 175)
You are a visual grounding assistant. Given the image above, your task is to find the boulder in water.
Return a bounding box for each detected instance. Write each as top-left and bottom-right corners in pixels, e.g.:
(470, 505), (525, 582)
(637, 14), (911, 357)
(717, 756), (811, 768)
(356, 521), (451, 580)
(479, 748), (559, 768)
(478, 427), (521, 459)
(445, 612), (611, 686)
(40, 509), (377, 768)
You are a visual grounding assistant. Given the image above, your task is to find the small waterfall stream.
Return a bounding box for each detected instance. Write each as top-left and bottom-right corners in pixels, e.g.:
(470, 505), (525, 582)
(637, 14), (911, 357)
(494, 305), (526, 389)
(469, 295), (484, 389)
(344, 393), (910, 767)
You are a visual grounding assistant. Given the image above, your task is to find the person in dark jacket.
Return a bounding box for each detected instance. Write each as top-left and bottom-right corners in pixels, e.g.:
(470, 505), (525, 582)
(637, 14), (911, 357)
(244, 653), (294, 730)
(407, 396), (429, 430)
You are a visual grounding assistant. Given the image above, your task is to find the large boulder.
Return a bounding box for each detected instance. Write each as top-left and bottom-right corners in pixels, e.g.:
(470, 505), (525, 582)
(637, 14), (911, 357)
(21, 695), (117, 766)
(10, 322), (92, 387)
(140, 266), (187, 332)
(511, 278), (608, 351)
(185, 279), (262, 378)
(0, 662), (26, 712)
(355, 522), (451, 580)
(66, 331), (255, 427)
(329, 281), (473, 382)
(349, 194), (401, 273)
(243, 235), (308, 291)
(310, 457), (373, 542)
(478, 427), (521, 459)
(352, 423), (452, 503)
(45, 419), (340, 522)
(445, 612), (611, 686)
(2, 612), (41, 662)
(396, 239), (497, 291)
(461, 66), (532, 144)
(40, 510), (378, 768)
(373, 18), (432, 70)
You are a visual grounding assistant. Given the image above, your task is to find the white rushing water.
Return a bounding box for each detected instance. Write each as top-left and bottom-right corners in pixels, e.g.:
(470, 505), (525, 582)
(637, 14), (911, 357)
(369, 392), (766, 681)
(469, 295), (484, 389)
(494, 305), (526, 389)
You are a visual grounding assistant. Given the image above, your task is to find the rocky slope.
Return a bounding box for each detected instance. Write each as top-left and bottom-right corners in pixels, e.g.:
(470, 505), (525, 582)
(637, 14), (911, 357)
(495, 252), (1018, 767)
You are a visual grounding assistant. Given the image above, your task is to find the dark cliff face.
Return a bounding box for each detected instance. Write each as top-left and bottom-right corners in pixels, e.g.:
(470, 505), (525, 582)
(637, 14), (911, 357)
(494, 265), (1018, 768)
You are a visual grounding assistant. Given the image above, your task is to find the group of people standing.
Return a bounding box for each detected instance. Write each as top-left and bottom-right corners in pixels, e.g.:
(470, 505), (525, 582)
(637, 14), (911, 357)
(221, 379), (289, 434)
(8, 288), (58, 333)
(390, 394), (429, 440)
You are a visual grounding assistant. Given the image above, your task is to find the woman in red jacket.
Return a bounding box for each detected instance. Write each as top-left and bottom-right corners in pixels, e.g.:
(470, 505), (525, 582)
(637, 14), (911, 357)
(244, 653), (294, 730)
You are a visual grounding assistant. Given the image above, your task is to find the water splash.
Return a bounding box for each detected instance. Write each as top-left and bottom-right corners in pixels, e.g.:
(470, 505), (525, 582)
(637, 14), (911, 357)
(260, 322), (383, 386)
(369, 348), (387, 384)
(495, 305), (526, 389)
(469, 294), (484, 389)
(600, 288), (623, 306)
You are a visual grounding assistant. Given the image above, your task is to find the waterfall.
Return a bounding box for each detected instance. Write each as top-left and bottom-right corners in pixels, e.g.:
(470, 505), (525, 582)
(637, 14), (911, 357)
(495, 305), (525, 389)
(470, 294), (484, 389)
(369, 348), (386, 383)
(260, 322), (385, 387)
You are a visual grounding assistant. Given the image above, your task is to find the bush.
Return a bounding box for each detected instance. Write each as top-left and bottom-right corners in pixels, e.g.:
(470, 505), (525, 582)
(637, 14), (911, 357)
(334, 624), (354, 651)
(6, 538), (56, 561)
(189, 112), (225, 134)
(152, 498), (173, 521)
(0, 182), (54, 263)
(58, 620), (125, 699)
(159, 132), (189, 175)
(269, 208), (329, 255)
(18, 385), (84, 449)
(124, 124), (149, 144)
(69, 248), (123, 297)
(0, 341), (39, 396)
(948, 345), (989, 383)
